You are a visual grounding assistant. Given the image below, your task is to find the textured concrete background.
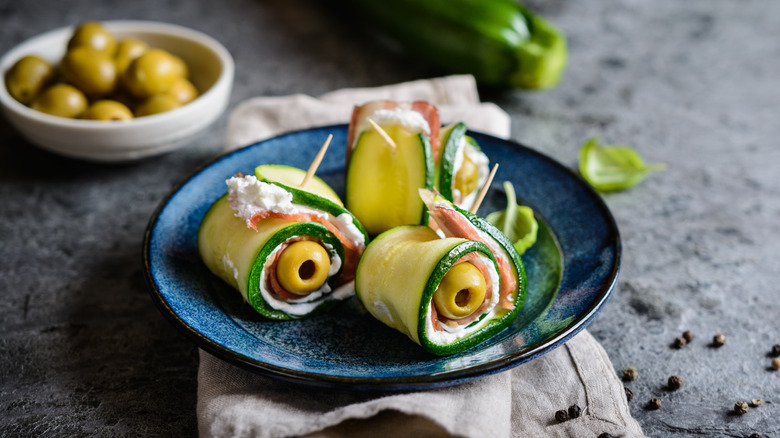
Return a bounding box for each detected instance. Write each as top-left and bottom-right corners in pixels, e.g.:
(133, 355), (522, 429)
(1, 0), (779, 436)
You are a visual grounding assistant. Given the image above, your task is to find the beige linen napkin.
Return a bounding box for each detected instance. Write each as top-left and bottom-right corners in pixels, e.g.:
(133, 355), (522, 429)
(198, 75), (645, 438)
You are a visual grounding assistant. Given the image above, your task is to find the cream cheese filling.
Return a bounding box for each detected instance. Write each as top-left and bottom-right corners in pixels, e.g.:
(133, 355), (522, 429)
(226, 174), (365, 248)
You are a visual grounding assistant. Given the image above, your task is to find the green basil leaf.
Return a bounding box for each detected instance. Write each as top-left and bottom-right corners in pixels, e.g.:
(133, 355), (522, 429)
(578, 136), (666, 192)
(486, 181), (538, 255)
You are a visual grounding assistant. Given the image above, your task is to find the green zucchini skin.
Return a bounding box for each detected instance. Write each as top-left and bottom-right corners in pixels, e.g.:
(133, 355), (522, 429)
(345, 129), (434, 235)
(341, 0), (567, 89)
(436, 122), (466, 201)
(356, 225), (521, 356)
(436, 122), (469, 203)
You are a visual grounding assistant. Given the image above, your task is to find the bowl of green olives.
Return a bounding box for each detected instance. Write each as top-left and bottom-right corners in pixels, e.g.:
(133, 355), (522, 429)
(0, 20), (234, 161)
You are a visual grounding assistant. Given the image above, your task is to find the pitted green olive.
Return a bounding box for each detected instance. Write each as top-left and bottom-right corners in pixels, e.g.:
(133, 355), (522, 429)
(4, 55), (56, 104)
(433, 262), (486, 319)
(80, 100), (133, 121)
(114, 38), (149, 75)
(122, 49), (181, 98)
(30, 84), (87, 118)
(276, 241), (331, 295)
(134, 94), (181, 117)
(67, 21), (117, 55)
(454, 153), (479, 196)
(166, 77), (198, 105)
(60, 46), (117, 97)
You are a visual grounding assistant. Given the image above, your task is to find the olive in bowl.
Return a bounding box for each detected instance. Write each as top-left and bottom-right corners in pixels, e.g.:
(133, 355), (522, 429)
(0, 20), (234, 162)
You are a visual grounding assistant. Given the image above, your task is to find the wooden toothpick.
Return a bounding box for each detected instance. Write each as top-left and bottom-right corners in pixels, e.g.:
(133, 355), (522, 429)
(469, 163), (499, 214)
(367, 118), (397, 150)
(300, 134), (332, 188)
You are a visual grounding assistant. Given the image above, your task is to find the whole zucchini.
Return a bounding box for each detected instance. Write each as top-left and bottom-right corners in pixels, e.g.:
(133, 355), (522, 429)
(342, 0), (567, 89)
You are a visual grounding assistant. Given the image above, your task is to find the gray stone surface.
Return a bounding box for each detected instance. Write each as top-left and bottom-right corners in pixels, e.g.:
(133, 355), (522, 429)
(1, 0), (778, 436)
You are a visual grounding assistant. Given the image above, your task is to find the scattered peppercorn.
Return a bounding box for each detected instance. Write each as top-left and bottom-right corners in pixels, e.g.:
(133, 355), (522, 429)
(623, 366), (638, 381)
(555, 409), (569, 422)
(598, 433), (615, 438)
(624, 386), (634, 402)
(648, 398), (662, 410)
(682, 330), (695, 343)
(568, 404), (582, 419)
(668, 375), (683, 390)
(772, 358), (780, 370)
(734, 400), (749, 415)
(673, 336), (687, 349)
(713, 333), (726, 347)
(750, 399), (763, 407)
(749, 433), (763, 438)
(771, 344), (780, 357)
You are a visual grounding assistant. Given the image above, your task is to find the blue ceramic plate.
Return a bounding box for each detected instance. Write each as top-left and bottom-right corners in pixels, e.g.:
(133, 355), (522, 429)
(143, 124), (620, 391)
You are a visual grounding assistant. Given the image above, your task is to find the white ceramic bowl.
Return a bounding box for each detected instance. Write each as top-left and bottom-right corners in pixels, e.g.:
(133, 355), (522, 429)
(0, 20), (234, 162)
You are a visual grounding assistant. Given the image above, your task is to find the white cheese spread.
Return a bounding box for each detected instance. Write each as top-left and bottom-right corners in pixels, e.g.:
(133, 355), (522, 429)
(356, 108), (430, 138)
(226, 174), (365, 248)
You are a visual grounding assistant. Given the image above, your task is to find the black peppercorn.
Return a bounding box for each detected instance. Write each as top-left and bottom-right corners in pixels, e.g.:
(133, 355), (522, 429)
(771, 344), (780, 357)
(555, 409), (569, 422)
(713, 333), (726, 347)
(734, 400), (749, 415)
(648, 398), (662, 410)
(598, 433), (615, 438)
(668, 375), (683, 391)
(623, 366), (638, 381)
(568, 404), (582, 419)
(624, 386), (634, 402)
(682, 330), (694, 343)
(672, 336), (687, 349)
(749, 433), (763, 438)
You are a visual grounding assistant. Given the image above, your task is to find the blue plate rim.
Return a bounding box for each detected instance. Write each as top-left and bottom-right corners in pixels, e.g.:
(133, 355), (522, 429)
(143, 123), (621, 391)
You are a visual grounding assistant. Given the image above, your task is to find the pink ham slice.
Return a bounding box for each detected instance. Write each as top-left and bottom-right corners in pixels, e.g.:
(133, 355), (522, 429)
(345, 100), (440, 163)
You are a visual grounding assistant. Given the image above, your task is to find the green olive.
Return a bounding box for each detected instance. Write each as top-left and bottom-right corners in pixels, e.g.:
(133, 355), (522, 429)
(275, 241), (331, 295)
(4, 55), (56, 104)
(171, 54), (189, 78)
(114, 38), (149, 75)
(67, 21), (117, 55)
(30, 84), (87, 118)
(80, 100), (133, 121)
(60, 46), (117, 97)
(122, 49), (181, 98)
(454, 153), (479, 196)
(433, 262), (486, 319)
(166, 77), (198, 105)
(134, 94), (181, 117)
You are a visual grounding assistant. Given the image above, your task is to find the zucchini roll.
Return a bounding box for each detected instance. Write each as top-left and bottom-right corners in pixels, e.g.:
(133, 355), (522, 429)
(356, 192), (526, 355)
(423, 190), (526, 314)
(436, 122), (491, 211)
(198, 174), (368, 320)
(345, 100), (438, 235)
(356, 224), (522, 355)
